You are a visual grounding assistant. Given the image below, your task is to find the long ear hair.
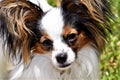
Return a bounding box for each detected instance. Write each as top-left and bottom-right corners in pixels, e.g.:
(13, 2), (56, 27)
(61, 0), (113, 51)
(0, 0), (43, 65)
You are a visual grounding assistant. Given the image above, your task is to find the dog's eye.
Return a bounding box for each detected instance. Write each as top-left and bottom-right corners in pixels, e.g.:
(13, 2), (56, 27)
(67, 33), (77, 42)
(42, 39), (53, 48)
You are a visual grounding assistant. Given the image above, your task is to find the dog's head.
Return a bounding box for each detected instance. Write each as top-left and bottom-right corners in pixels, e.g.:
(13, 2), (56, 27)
(0, 0), (112, 70)
(31, 0), (112, 70)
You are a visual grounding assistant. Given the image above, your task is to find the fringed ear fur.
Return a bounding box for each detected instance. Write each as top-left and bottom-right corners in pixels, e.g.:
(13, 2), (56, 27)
(61, 0), (113, 51)
(0, 0), (43, 65)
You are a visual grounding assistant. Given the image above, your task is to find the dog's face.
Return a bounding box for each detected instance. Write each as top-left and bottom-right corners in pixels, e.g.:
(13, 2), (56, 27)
(0, 0), (112, 70)
(31, 0), (112, 70)
(32, 8), (90, 69)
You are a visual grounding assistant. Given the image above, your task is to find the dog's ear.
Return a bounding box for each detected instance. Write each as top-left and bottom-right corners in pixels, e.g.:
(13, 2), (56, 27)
(61, 0), (112, 23)
(61, 0), (113, 51)
(61, 0), (84, 14)
(0, 0), (44, 65)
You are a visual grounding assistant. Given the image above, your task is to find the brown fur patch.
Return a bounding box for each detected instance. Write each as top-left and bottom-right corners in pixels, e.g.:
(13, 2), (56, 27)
(71, 32), (90, 52)
(63, 25), (78, 37)
(63, 25), (90, 52)
(78, 0), (106, 23)
(32, 33), (53, 54)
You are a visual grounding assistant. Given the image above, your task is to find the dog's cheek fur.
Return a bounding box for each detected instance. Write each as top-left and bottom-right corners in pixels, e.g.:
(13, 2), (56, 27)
(62, 25), (90, 52)
(31, 32), (53, 54)
(71, 32), (90, 52)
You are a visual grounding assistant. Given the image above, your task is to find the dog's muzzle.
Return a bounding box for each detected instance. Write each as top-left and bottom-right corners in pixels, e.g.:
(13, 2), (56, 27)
(52, 47), (75, 70)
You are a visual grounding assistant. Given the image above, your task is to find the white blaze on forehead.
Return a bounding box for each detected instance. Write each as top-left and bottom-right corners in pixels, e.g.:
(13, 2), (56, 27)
(38, 8), (76, 70)
(41, 8), (64, 40)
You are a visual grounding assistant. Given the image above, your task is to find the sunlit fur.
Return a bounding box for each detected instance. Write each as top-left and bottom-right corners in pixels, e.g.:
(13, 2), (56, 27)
(0, 0), (113, 80)
(61, 0), (112, 51)
(0, 0), (43, 65)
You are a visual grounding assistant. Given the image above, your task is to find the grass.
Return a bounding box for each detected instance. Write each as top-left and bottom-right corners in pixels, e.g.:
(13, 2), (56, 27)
(48, 0), (120, 79)
(101, 0), (120, 79)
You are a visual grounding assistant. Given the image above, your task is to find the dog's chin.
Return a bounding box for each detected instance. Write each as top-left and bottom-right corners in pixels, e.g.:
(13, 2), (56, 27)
(53, 62), (73, 70)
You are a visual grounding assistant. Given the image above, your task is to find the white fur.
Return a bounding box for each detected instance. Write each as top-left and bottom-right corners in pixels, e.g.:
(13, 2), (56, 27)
(29, 0), (53, 12)
(52, 44), (75, 70)
(41, 8), (76, 69)
(0, 38), (7, 79)
(9, 43), (100, 80)
(41, 8), (64, 40)
(9, 64), (24, 80)
(0, 39), (4, 79)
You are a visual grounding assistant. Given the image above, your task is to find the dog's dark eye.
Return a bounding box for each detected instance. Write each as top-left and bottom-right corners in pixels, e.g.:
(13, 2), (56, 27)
(42, 39), (53, 48)
(67, 33), (77, 42)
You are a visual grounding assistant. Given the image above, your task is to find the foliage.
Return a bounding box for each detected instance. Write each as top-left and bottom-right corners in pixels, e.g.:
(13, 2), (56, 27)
(101, 0), (120, 80)
(48, 0), (57, 7)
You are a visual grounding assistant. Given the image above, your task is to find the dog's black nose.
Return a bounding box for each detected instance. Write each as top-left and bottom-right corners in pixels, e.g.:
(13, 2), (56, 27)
(56, 53), (67, 64)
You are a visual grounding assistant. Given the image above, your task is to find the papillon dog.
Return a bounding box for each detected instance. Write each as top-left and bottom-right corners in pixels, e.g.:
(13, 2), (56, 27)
(0, 0), (112, 80)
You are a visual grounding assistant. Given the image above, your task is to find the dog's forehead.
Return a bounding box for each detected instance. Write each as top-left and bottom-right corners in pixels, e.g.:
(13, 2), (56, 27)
(41, 8), (64, 40)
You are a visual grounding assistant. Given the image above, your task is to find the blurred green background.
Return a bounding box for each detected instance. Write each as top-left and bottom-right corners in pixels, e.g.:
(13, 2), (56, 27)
(48, 0), (120, 80)
(100, 0), (120, 80)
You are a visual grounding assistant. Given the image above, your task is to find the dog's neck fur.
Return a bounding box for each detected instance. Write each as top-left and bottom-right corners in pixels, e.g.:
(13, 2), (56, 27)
(9, 43), (100, 80)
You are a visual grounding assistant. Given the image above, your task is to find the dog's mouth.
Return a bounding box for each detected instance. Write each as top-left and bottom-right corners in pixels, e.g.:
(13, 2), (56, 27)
(54, 62), (73, 70)
(52, 52), (75, 70)
(59, 63), (71, 68)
